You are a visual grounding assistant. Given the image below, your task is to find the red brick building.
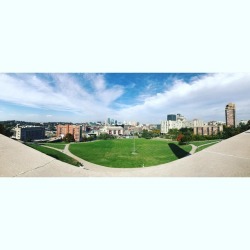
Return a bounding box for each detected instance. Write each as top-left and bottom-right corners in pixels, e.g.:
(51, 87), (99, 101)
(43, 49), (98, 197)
(56, 124), (82, 142)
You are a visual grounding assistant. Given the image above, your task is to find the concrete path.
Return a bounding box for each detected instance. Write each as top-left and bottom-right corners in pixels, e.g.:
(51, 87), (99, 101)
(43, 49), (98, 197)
(189, 144), (197, 154)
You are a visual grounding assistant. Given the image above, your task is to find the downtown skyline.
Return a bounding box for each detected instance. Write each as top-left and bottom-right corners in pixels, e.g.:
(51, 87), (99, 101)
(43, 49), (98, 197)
(0, 73), (250, 124)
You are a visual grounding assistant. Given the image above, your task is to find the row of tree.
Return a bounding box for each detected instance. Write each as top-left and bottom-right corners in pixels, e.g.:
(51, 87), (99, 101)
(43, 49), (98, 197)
(61, 132), (115, 143)
(175, 121), (250, 145)
(139, 129), (161, 139)
(56, 121), (250, 144)
(0, 124), (14, 137)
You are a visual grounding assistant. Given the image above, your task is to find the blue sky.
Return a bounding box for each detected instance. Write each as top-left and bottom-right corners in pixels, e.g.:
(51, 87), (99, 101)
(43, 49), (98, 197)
(0, 73), (249, 123)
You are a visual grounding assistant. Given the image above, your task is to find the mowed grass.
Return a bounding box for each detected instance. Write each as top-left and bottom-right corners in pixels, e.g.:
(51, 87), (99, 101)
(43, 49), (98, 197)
(27, 143), (81, 167)
(69, 139), (192, 168)
(41, 143), (66, 150)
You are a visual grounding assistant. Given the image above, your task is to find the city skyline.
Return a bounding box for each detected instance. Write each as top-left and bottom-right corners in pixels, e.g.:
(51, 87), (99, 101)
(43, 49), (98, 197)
(0, 73), (250, 123)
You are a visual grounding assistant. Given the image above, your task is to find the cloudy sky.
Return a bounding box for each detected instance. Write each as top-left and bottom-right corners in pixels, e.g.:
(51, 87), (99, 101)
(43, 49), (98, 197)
(0, 73), (249, 124)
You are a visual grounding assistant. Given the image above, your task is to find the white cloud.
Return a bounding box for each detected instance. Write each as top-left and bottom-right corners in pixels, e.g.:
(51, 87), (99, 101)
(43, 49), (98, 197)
(0, 73), (124, 121)
(83, 74), (124, 105)
(116, 73), (250, 123)
(0, 73), (249, 123)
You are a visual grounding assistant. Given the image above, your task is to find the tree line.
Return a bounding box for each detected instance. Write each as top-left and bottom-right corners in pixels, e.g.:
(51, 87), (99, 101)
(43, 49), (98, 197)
(164, 121), (250, 145)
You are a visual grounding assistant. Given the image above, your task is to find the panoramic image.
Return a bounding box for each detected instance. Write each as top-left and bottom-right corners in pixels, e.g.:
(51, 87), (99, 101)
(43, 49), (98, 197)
(0, 73), (250, 177)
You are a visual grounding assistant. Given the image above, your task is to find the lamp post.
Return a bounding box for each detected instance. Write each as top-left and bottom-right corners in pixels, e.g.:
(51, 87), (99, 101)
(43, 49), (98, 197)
(132, 130), (136, 154)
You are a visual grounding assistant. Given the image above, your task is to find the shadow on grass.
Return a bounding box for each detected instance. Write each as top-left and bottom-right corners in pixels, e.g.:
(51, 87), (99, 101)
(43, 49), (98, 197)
(168, 143), (190, 159)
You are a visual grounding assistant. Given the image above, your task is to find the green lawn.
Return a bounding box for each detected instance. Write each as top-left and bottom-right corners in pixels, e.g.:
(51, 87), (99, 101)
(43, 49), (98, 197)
(41, 143), (66, 150)
(26, 143), (81, 167)
(69, 139), (192, 168)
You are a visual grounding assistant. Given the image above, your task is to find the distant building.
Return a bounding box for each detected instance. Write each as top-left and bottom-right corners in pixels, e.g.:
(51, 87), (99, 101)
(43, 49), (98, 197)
(207, 121), (226, 126)
(161, 118), (205, 134)
(167, 114), (177, 121)
(239, 120), (248, 125)
(56, 124), (82, 142)
(193, 125), (223, 136)
(225, 103), (236, 127)
(161, 120), (183, 134)
(100, 125), (124, 136)
(176, 113), (186, 122)
(12, 125), (45, 141)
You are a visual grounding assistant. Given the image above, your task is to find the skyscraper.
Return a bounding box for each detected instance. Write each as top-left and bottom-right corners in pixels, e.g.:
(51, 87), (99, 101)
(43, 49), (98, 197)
(225, 103), (236, 127)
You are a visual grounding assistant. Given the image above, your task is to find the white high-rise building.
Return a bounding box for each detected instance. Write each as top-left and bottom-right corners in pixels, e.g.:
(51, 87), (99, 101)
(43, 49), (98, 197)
(161, 115), (205, 134)
(161, 120), (183, 134)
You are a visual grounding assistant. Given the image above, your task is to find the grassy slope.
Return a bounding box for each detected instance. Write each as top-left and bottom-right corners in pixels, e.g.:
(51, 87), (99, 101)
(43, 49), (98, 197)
(69, 139), (192, 168)
(196, 142), (219, 152)
(189, 140), (220, 147)
(27, 144), (81, 167)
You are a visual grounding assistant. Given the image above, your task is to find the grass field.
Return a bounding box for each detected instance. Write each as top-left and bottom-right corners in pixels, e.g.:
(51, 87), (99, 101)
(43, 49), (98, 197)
(27, 143), (81, 167)
(69, 139), (192, 168)
(41, 143), (67, 150)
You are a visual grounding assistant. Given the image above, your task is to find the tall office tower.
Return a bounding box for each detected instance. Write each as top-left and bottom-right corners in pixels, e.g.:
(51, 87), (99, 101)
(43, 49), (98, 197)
(167, 114), (177, 121)
(225, 103), (236, 127)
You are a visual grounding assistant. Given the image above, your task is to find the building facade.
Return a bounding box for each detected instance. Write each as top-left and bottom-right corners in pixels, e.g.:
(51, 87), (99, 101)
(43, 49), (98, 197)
(167, 114), (177, 121)
(225, 103), (236, 127)
(161, 120), (183, 134)
(161, 118), (205, 134)
(56, 124), (83, 142)
(12, 125), (45, 141)
(193, 125), (223, 136)
(100, 126), (124, 136)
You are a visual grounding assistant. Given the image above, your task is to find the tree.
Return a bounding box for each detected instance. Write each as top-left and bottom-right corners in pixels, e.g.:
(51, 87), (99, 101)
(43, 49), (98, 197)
(0, 124), (13, 137)
(151, 129), (161, 137)
(168, 128), (179, 140)
(0, 124), (5, 135)
(179, 127), (193, 134)
(177, 132), (192, 145)
(177, 133), (184, 142)
(141, 129), (152, 139)
(98, 133), (115, 140)
(63, 133), (75, 143)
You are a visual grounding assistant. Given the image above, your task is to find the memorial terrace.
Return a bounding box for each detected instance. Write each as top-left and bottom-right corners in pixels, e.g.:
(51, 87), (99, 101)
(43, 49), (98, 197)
(0, 130), (250, 177)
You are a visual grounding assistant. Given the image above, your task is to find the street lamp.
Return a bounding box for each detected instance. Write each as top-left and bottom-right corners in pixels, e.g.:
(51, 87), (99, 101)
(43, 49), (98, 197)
(132, 130), (136, 154)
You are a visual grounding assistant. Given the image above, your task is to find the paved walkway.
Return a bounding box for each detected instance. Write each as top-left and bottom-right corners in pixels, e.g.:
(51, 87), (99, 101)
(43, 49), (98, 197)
(189, 144), (197, 154)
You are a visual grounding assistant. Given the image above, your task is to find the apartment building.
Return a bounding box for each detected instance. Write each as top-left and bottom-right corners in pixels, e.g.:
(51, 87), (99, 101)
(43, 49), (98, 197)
(12, 125), (45, 141)
(161, 117), (205, 134)
(56, 124), (82, 142)
(193, 125), (223, 136)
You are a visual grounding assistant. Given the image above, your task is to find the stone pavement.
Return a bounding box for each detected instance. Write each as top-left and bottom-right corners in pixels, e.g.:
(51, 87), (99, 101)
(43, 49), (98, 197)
(0, 130), (250, 177)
